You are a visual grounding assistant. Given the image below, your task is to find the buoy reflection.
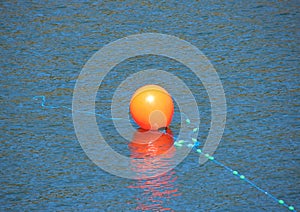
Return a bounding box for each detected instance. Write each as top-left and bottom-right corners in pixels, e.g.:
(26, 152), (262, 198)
(128, 128), (181, 211)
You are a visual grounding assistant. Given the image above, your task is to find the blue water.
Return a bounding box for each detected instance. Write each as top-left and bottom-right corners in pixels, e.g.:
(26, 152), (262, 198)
(1, 1), (299, 211)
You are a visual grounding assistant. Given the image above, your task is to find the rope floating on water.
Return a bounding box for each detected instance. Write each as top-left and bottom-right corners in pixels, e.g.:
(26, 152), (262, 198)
(33, 95), (297, 212)
(179, 119), (296, 212)
(33, 96), (123, 120)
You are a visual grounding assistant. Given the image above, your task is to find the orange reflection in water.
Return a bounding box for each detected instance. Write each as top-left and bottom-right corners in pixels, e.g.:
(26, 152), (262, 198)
(128, 128), (181, 211)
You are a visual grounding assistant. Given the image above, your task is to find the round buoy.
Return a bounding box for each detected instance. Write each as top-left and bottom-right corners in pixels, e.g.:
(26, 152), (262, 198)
(130, 85), (174, 130)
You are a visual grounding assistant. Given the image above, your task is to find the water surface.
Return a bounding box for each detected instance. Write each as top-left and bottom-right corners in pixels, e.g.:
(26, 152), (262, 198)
(1, 1), (299, 211)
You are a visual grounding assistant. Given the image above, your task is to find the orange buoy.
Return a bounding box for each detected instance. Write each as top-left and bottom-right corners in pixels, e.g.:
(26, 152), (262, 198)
(130, 84), (174, 130)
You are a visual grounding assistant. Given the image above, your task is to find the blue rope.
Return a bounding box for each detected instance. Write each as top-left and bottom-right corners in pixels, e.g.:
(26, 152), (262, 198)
(33, 95), (297, 212)
(183, 120), (296, 212)
(33, 96), (124, 120)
